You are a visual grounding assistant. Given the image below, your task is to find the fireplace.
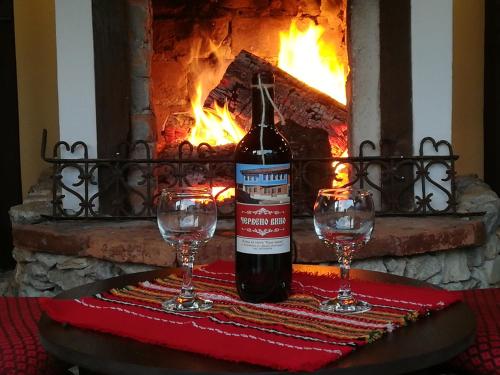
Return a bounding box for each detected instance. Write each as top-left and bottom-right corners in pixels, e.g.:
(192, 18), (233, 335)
(9, 0), (499, 298)
(46, 0), (459, 219)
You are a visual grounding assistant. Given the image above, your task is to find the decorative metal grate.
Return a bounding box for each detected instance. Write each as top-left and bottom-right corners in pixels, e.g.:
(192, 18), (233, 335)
(41, 130), (458, 219)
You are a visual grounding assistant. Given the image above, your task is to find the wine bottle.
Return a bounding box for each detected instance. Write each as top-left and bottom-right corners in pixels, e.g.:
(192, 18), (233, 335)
(234, 70), (292, 303)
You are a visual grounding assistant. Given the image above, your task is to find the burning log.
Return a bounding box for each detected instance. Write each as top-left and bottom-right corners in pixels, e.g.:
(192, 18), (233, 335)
(156, 50), (348, 213)
(203, 50), (348, 210)
(280, 119), (333, 213)
(205, 50), (348, 153)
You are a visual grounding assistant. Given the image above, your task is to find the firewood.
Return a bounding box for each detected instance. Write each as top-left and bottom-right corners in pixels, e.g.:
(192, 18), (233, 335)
(204, 50), (348, 153)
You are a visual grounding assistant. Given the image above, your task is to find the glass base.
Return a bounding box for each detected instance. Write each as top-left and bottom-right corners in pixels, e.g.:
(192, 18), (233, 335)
(320, 298), (371, 314)
(162, 295), (213, 312)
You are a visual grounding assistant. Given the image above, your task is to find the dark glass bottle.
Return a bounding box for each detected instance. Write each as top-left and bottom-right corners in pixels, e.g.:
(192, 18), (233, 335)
(234, 70), (292, 303)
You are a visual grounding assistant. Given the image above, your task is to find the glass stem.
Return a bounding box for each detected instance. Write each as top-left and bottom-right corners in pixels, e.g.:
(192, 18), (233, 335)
(179, 243), (195, 300)
(336, 244), (355, 302)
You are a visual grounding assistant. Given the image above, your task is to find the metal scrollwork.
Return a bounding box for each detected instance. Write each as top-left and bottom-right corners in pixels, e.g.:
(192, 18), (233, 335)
(41, 129), (458, 219)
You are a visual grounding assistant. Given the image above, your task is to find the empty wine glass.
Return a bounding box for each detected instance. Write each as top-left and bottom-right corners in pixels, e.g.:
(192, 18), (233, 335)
(157, 187), (217, 311)
(313, 188), (375, 314)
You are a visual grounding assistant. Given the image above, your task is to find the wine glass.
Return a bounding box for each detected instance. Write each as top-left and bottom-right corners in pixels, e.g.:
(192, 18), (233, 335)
(157, 187), (217, 312)
(313, 188), (374, 314)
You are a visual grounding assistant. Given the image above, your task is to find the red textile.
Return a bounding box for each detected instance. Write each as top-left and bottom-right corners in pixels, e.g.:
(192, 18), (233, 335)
(0, 297), (65, 375)
(41, 262), (460, 372)
(449, 288), (500, 375)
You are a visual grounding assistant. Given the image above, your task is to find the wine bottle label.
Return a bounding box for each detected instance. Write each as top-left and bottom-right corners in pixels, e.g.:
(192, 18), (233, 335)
(235, 163), (291, 255)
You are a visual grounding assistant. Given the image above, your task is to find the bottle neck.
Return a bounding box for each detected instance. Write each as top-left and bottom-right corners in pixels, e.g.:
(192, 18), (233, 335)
(251, 85), (275, 128)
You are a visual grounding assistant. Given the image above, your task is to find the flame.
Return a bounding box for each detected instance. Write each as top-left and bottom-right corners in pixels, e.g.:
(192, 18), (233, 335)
(186, 19), (349, 194)
(188, 83), (245, 146)
(278, 20), (347, 104)
(211, 186), (235, 201)
(332, 149), (349, 187)
(279, 19), (349, 186)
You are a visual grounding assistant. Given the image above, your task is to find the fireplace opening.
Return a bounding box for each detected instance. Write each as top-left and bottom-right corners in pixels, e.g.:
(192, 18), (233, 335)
(151, 0), (349, 207)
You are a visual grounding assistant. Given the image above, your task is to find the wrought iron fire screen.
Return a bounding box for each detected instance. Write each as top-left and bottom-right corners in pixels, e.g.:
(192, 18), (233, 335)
(41, 130), (458, 219)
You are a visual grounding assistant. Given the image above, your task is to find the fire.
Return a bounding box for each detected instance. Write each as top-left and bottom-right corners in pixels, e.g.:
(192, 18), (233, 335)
(186, 18), (349, 195)
(211, 186), (235, 201)
(188, 83), (245, 146)
(279, 19), (349, 185)
(278, 20), (347, 105)
(332, 149), (349, 187)
(188, 83), (241, 201)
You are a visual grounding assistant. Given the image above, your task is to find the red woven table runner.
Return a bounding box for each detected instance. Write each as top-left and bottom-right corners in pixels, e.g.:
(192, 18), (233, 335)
(41, 262), (460, 372)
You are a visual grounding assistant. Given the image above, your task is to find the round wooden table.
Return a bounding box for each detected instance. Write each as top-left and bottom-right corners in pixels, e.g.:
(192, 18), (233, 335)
(39, 265), (475, 375)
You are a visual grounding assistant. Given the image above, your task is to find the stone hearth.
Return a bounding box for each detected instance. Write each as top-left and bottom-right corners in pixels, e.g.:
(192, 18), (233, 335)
(11, 217), (485, 267)
(7, 174), (500, 297)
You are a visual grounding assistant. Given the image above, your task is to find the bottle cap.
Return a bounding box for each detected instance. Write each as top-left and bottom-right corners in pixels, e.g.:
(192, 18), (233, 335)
(252, 70), (274, 85)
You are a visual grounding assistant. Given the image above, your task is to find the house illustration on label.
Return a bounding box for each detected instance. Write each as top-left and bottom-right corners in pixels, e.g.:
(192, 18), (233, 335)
(237, 165), (290, 203)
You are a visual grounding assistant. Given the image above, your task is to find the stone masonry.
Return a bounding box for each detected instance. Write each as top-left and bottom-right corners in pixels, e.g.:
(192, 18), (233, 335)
(6, 173), (500, 297)
(351, 176), (500, 290)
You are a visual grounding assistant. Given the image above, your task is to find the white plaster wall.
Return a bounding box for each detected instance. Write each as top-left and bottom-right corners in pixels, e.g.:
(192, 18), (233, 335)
(55, 0), (98, 211)
(349, 0), (381, 209)
(411, 0), (453, 210)
(349, 0), (381, 157)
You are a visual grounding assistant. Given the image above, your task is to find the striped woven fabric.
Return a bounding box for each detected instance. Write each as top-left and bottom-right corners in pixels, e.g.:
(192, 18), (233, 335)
(41, 261), (460, 371)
